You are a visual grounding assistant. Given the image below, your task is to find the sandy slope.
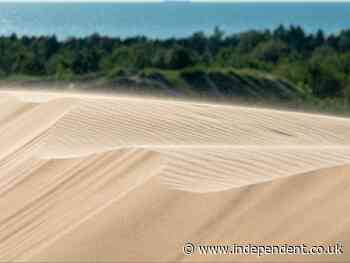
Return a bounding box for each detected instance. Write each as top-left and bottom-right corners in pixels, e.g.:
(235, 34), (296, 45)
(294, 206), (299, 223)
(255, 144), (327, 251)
(0, 90), (350, 262)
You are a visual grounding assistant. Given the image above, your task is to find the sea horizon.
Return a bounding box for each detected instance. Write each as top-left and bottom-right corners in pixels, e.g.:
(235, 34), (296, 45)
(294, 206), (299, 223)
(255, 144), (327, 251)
(0, 2), (349, 39)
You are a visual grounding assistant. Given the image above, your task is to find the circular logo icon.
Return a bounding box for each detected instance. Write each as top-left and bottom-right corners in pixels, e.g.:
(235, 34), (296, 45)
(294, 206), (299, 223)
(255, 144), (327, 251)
(183, 242), (195, 256)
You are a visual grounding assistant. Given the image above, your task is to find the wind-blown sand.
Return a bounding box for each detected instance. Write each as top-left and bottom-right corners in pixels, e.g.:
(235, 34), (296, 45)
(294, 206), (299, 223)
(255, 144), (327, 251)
(0, 90), (350, 262)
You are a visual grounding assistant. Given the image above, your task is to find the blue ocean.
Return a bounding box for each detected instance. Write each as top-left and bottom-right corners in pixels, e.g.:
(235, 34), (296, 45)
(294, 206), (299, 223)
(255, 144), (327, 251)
(0, 2), (349, 39)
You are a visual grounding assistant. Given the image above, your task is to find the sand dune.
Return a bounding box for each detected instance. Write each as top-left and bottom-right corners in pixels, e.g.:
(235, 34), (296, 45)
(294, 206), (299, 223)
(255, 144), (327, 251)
(159, 146), (350, 192)
(0, 90), (349, 262)
(31, 165), (350, 263)
(38, 95), (350, 158)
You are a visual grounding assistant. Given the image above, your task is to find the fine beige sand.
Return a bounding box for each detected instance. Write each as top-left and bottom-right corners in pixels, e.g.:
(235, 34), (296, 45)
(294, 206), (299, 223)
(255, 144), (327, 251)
(0, 89), (350, 262)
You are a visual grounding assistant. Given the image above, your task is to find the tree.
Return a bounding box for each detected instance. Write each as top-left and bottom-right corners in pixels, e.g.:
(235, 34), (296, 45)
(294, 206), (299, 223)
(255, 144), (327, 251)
(338, 30), (350, 52)
(209, 26), (225, 53)
(252, 40), (289, 63)
(188, 31), (209, 54)
(309, 63), (344, 98)
(315, 29), (325, 47)
(237, 30), (267, 53)
(273, 25), (288, 41)
(164, 46), (197, 69)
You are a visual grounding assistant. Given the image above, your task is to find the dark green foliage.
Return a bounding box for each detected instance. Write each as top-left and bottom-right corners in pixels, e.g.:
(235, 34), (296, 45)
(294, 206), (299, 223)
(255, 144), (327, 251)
(1, 25), (350, 107)
(163, 46), (197, 69)
(252, 40), (289, 63)
(180, 68), (214, 94)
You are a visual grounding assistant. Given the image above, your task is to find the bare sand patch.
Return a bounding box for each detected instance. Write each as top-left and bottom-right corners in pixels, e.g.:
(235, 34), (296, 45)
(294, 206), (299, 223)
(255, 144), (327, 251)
(0, 90), (349, 262)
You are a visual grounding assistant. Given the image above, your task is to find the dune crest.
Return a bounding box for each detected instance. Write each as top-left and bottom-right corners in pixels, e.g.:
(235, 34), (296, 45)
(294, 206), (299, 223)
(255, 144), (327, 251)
(35, 96), (350, 159)
(0, 91), (349, 191)
(0, 90), (349, 192)
(0, 90), (350, 261)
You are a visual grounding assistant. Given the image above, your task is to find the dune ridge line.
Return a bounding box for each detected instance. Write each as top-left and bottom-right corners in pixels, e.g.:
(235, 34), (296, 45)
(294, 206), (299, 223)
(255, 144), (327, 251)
(1, 91), (350, 261)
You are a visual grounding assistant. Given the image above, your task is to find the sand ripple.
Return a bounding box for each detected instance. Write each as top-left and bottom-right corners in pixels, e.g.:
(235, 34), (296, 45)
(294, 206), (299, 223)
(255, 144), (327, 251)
(0, 90), (350, 261)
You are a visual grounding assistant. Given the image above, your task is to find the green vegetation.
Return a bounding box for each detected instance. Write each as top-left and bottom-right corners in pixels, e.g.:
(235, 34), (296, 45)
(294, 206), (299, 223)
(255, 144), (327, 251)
(1, 25), (350, 114)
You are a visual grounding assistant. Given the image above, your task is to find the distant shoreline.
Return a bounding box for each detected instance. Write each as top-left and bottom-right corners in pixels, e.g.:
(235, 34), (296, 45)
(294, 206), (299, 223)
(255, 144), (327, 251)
(0, 2), (349, 39)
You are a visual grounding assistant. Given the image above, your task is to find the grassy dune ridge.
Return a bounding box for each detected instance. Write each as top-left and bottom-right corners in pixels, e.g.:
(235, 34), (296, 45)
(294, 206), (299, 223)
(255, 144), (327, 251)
(1, 26), (350, 113)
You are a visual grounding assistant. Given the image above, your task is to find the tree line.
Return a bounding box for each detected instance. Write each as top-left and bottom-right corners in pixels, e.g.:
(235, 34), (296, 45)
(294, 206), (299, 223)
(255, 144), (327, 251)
(1, 25), (350, 101)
